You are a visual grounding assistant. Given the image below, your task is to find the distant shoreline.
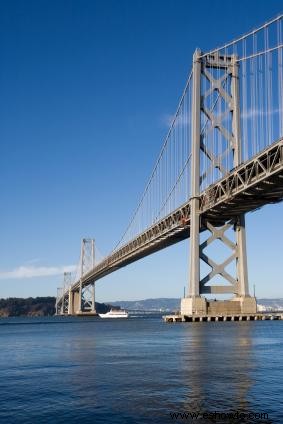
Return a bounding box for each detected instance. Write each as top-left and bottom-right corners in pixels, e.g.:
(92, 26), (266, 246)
(1, 296), (283, 317)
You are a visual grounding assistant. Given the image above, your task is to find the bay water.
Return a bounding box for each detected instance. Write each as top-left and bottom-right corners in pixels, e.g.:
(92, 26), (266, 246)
(0, 316), (282, 423)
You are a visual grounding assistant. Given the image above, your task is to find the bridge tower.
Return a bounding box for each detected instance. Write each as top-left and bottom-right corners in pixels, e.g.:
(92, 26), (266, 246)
(62, 271), (72, 314)
(55, 273), (72, 315)
(181, 49), (257, 316)
(55, 287), (63, 315)
(76, 238), (96, 314)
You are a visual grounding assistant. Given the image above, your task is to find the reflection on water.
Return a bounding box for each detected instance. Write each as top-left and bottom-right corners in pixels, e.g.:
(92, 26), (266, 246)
(0, 317), (282, 423)
(180, 324), (255, 422)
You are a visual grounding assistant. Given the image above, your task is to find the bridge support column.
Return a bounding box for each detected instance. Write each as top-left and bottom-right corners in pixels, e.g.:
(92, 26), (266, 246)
(182, 49), (207, 316)
(236, 214), (249, 297)
(73, 290), (81, 314)
(77, 280), (82, 313)
(233, 214), (257, 313)
(68, 289), (74, 315)
(91, 282), (96, 313)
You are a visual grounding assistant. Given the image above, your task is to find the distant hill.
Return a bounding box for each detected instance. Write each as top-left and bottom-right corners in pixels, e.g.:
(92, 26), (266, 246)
(109, 297), (283, 312)
(0, 297), (113, 317)
(0, 297), (56, 317)
(109, 298), (180, 312)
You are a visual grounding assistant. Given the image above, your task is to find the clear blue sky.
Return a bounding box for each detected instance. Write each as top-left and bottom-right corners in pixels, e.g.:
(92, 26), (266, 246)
(0, 0), (282, 301)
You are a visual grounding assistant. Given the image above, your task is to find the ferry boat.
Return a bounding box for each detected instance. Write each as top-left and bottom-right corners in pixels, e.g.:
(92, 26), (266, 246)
(98, 309), (129, 319)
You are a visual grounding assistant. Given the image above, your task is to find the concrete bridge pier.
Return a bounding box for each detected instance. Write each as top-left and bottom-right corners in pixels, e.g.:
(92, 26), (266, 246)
(91, 282), (96, 313)
(73, 291), (81, 315)
(68, 289), (74, 315)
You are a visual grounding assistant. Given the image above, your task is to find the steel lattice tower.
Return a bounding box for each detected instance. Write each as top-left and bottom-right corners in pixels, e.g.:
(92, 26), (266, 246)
(181, 50), (256, 316)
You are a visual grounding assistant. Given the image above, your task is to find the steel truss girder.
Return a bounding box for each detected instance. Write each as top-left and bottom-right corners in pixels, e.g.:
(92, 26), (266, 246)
(200, 139), (283, 211)
(80, 202), (191, 286)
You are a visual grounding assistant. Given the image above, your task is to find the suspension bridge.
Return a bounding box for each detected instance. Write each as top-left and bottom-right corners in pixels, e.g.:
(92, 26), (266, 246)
(56, 15), (283, 318)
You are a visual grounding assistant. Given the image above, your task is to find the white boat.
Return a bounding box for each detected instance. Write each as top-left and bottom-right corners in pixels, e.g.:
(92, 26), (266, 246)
(98, 309), (129, 319)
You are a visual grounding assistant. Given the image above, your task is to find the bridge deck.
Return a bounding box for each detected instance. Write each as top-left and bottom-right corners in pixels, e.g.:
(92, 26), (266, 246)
(67, 138), (283, 295)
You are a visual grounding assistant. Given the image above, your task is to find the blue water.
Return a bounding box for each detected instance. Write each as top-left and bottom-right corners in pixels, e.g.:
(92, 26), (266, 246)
(0, 316), (282, 423)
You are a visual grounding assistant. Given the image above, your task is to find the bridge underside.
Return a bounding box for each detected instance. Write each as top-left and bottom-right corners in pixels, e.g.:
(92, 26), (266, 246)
(202, 149), (283, 226)
(203, 173), (283, 226)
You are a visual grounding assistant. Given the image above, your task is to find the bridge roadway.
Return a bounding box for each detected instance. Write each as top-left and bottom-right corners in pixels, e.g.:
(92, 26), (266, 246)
(67, 138), (283, 296)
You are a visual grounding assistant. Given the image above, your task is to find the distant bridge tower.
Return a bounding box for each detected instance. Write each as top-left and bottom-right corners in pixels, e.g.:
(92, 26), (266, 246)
(55, 272), (72, 315)
(55, 287), (63, 315)
(62, 271), (72, 314)
(77, 238), (96, 314)
(181, 49), (257, 316)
